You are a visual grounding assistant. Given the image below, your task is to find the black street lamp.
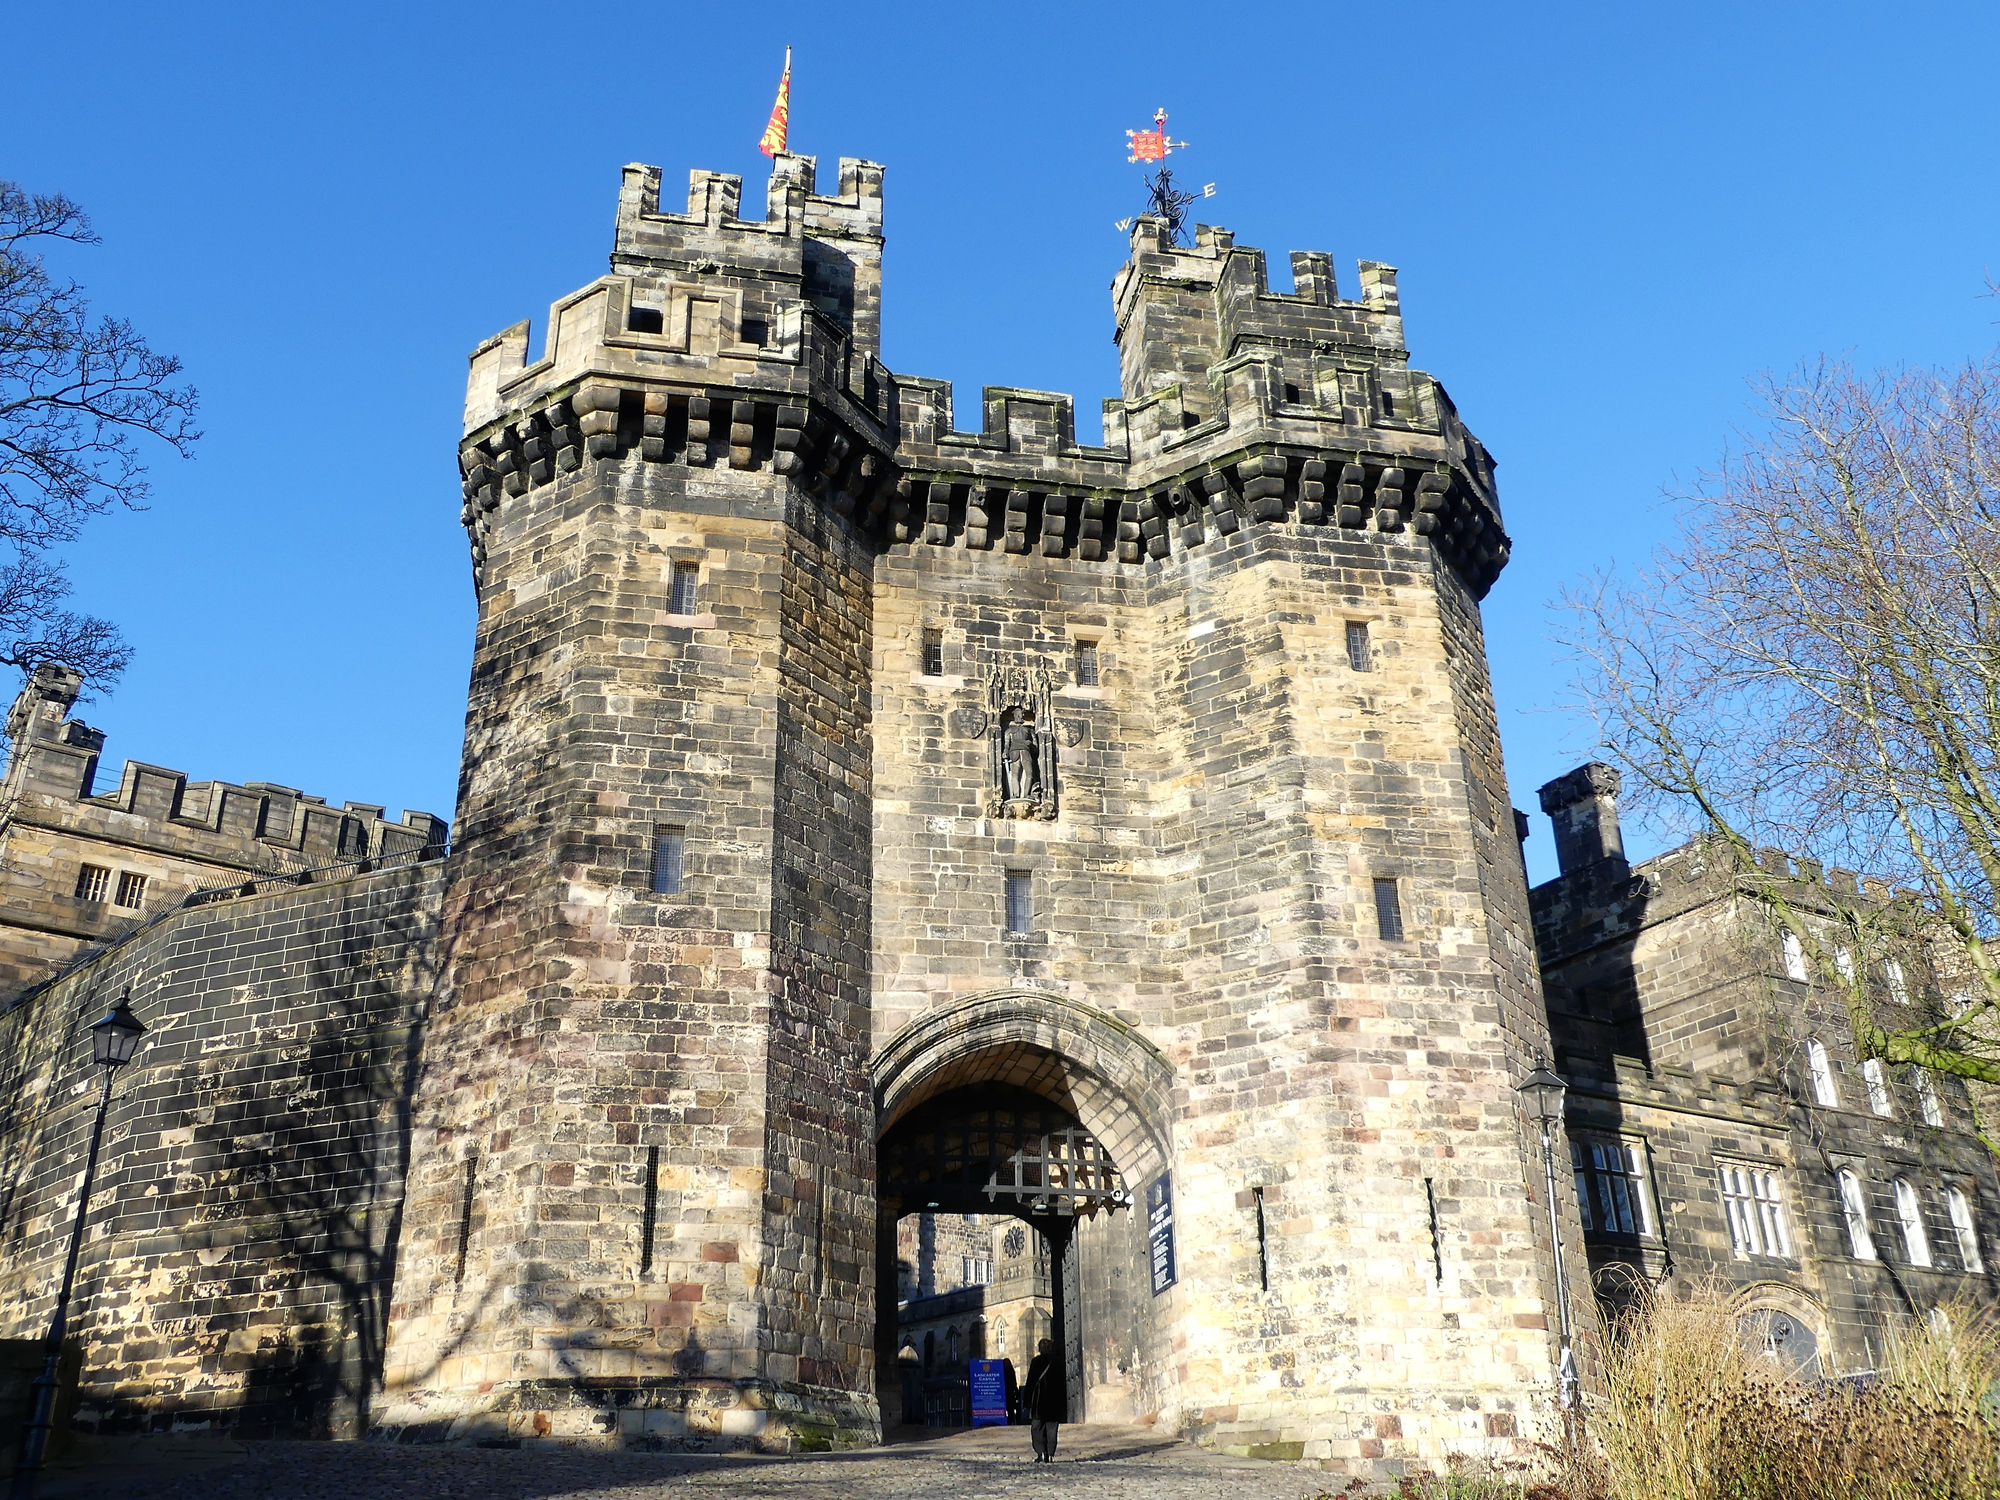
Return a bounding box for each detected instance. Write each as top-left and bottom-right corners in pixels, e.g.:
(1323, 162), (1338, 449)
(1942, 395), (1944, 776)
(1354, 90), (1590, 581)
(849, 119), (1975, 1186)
(8, 993), (147, 1500)
(1517, 1057), (1579, 1414)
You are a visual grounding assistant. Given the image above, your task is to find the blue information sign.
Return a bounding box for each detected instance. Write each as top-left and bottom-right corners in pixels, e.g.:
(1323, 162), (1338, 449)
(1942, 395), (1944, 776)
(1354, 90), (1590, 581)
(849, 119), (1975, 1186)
(968, 1358), (1009, 1427)
(1147, 1173), (1177, 1294)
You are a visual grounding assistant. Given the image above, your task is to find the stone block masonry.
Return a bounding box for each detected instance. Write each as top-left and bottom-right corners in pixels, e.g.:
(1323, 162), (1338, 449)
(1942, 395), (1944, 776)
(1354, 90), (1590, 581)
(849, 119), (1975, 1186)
(0, 144), (1581, 1483)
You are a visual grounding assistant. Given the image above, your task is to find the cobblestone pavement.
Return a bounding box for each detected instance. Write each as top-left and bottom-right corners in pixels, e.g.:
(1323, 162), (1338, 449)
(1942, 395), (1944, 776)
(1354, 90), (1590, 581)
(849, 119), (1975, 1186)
(39, 1426), (1347, 1500)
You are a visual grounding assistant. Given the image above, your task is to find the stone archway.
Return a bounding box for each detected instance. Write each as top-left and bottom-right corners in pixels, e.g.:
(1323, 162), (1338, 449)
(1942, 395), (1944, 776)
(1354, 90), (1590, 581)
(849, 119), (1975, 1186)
(871, 990), (1176, 1428)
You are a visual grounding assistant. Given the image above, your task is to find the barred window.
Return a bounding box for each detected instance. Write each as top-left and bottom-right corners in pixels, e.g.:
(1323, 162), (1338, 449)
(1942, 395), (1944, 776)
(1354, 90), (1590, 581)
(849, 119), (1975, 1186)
(1894, 1178), (1932, 1268)
(1806, 1039), (1838, 1107)
(1346, 621), (1372, 672)
(113, 871), (146, 910)
(1571, 1136), (1655, 1238)
(1004, 871), (1032, 935)
(1718, 1162), (1792, 1259)
(670, 562), (699, 615)
(1373, 878), (1405, 941)
(1074, 639), (1099, 687)
(1837, 1169), (1877, 1260)
(921, 627), (944, 676)
(651, 827), (685, 895)
(1948, 1186), (1984, 1273)
(73, 864), (109, 903)
(1863, 1058), (1893, 1116)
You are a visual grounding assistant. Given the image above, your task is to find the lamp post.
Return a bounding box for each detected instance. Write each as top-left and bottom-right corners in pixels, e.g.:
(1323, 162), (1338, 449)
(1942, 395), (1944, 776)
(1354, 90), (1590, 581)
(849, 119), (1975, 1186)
(1517, 1058), (1579, 1415)
(9, 993), (146, 1500)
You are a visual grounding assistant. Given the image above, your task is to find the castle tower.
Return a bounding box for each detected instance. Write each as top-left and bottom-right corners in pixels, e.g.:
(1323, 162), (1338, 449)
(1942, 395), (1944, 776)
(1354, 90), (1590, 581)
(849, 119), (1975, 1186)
(378, 152), (1584, 1476)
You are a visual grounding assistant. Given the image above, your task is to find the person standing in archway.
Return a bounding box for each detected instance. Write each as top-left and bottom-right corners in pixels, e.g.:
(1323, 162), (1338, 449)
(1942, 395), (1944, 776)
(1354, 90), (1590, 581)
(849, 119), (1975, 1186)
(1022, 1337), (1067, 1462)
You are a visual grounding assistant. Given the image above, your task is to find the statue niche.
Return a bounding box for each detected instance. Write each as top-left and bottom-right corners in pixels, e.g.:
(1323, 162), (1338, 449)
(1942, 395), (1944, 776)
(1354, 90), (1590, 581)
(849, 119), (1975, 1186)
(987, 666), (1058, 820)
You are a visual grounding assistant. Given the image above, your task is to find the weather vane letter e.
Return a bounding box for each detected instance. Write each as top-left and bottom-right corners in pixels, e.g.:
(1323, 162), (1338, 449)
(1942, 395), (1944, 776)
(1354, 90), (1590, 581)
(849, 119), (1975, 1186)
(758, 46), (792, 157)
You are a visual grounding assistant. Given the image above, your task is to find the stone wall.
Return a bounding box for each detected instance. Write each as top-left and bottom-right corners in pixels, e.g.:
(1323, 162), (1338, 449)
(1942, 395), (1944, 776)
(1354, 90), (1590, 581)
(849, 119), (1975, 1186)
(0, 858), (445, 1438)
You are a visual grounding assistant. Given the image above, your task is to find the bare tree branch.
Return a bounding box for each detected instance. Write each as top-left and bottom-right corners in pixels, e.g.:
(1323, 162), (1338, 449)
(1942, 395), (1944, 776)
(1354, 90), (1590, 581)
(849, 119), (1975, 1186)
(0, 180), (201, 698)
(1558, 354), (2000, 1102)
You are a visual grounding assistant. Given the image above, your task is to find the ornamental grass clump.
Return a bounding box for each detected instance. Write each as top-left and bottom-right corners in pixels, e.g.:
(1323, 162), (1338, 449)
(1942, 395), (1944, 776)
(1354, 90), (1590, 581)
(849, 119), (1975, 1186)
(1591, 1283), (2000, 1500)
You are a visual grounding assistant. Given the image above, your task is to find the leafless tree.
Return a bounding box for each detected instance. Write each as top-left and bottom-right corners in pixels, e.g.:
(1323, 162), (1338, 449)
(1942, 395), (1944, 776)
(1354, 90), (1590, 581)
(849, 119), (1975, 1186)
(1560, 355), (2000, 1113)
(0, 181), (199, 692)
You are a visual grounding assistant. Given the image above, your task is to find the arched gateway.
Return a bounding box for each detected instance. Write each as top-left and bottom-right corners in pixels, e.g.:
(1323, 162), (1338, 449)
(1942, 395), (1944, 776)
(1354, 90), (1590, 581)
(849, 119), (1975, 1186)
(871, 991), (1176, 1424)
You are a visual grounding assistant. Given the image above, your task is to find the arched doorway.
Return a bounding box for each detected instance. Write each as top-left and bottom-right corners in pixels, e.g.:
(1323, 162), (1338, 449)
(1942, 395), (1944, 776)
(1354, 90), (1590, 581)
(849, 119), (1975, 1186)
(879, 1084), (1128, 1424)
(871, 991), (1176, 1431)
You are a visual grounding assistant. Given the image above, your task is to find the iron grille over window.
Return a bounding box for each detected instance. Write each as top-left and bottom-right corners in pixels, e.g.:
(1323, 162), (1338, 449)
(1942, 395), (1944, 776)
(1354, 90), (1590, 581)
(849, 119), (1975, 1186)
(1005, 871), (1032, 934)
(670, 562), (699, 615)
(1719, 1163), (1792, 1259)
(1571, 1136), (1655, 1238)
(1075, 640), (1099, 687)
(114, 871), (146, 910)
(652, 828), (685, 895)
(74, 865), (109, 903)
(1346, 621), (1372, 672)
(1373, 878), (1404, 941)
(921, 628), (944, 676)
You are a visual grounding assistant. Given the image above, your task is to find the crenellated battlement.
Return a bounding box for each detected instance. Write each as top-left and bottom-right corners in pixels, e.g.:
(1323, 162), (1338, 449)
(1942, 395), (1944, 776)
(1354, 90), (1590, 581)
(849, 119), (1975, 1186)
(457, 154), (1510, 599)
(0, 663), (447, 1000)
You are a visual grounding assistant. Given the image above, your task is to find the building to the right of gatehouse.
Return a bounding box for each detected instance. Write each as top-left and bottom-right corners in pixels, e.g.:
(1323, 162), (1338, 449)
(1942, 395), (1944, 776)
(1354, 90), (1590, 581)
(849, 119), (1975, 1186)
(1530, 761), (2000, 1375)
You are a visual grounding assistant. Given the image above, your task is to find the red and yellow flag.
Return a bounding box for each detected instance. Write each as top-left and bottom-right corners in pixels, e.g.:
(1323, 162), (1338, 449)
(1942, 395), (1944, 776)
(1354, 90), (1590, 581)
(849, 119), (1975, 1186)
(757, 47), (792, 157)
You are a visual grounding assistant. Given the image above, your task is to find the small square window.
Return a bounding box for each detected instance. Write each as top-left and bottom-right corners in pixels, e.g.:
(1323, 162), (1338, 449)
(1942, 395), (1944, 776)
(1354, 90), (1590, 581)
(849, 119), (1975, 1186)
(921, 628), (944, 677)
(1346, 621), (1372, 673)
(652, 828), (685, 895)
(670, 562), (699, 616)
(1005, 871), (1033, 935)
(1372, 877), (1404, 941)
(74, 865), (109, 903)
(114, 871), (147, 910)
(1075, 640), (1099, 687)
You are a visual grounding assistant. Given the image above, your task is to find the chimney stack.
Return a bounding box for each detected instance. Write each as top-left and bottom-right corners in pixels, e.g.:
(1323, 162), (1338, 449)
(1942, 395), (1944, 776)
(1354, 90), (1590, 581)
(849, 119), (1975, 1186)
(1537, 762), (1627, 876)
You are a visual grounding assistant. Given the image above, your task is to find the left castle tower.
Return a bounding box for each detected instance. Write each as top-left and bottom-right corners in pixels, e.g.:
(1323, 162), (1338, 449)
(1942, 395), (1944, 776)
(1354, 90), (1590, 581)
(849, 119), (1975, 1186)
(376, 155), (891, 1445)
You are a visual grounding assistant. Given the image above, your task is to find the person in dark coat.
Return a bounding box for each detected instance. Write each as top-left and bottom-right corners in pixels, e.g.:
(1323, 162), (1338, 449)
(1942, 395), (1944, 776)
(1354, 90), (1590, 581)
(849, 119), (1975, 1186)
(1021, 1338), (1067, 1461)
(1002, 1357), (1021, 1424)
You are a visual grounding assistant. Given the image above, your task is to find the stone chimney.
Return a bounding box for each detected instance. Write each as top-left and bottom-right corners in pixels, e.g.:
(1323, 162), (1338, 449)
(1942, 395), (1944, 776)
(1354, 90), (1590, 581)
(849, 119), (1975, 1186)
(1537, 762), (1627, 876)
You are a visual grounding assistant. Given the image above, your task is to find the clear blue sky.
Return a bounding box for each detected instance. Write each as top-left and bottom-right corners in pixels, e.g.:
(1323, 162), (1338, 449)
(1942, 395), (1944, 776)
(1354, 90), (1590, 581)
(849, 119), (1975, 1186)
(6, 2), (1998, 884)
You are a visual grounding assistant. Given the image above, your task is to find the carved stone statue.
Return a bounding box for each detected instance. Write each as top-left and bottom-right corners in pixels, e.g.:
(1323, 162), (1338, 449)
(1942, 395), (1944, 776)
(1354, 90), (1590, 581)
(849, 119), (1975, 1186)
(986, 666), (1058, 819)
(1001, 711), (1041, 801)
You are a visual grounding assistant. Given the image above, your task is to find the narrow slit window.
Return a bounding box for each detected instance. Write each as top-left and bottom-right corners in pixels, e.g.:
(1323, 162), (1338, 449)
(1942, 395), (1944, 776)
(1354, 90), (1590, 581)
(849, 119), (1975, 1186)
(1004, 870), (1033, 935)
(670, 562), (700, 616)
(639, 1144), (660, 1275)
(921, 627), (944, 677)
(454, 1154), (479, 1287)
(1075, 639), (1099, 687)
(652, 827), (686, 895)
(1381, 391), (1395, 416)
(1346, 621), (1372, 672)
(1373, 877), (1405, 941)
(73, 865), (109, 903)
(1253, 1185), (1270, 1291)
(114, 871), (147, 910)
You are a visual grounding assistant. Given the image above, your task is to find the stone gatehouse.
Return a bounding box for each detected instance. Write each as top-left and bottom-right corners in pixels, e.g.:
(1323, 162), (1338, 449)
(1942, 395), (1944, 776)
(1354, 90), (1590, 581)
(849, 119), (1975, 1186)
(0, 149), (1988, 1482)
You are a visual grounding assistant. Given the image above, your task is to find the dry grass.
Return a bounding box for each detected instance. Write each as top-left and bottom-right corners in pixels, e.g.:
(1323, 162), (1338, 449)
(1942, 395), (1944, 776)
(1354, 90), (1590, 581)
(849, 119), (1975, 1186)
(1582, 1282), (2000, 1500)
(1313, 1284), (2000, 1499)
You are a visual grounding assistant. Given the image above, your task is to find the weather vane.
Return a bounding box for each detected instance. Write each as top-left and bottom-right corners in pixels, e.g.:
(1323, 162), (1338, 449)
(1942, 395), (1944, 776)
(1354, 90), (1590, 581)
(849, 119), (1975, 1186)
(1115, 108), (1215, 246)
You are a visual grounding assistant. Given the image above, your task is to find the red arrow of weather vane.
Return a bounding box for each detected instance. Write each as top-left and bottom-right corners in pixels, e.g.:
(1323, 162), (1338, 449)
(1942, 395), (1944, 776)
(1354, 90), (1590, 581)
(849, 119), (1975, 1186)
(1126, 108), (1188, 164)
